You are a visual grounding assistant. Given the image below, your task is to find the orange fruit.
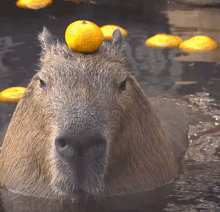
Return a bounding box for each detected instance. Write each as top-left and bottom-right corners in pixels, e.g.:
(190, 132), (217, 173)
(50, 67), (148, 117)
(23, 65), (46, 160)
(179, 35), (217, 52)
(0, 87), (26, 103)
(16, 0), (52, 10)
(145, 34), (181, 49)
(16, 0), (28, 8)
(65, 20), (104, 53)
(100, 25), (128, 40)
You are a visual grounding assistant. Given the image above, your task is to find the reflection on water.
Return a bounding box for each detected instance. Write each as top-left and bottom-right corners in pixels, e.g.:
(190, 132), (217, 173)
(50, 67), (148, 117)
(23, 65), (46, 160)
(0, 36), (24, 89)
(0, 0), (220, 211)
(0, 36), (25, 146)
(162, 92), (220, 211)
(167, 5), (220, 62)
(0, 36), (24, 72)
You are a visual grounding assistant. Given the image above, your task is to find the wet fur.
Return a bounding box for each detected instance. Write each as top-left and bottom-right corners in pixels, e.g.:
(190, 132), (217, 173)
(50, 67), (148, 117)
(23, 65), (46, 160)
(0, 27), (186, 206)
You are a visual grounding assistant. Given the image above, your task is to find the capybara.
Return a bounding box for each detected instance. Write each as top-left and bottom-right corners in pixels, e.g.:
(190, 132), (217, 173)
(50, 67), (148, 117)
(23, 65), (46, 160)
(0, 27), (188, 208)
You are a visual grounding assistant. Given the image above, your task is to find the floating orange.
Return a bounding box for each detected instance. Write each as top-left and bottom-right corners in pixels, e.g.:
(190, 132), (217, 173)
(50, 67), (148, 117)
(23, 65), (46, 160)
(100, 25), (128, 40)
(145, 34), (182, 49)
(0, 87), (26, 103)
(179, 35), (217, 52)
(65, 20), (104, 53)
(16, 0), (28, 8)
(16, 0), (52, 10)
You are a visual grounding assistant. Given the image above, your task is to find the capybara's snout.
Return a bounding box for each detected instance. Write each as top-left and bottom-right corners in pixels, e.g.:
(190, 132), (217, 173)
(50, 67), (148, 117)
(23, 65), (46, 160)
(52, 113), (108, 194)
(55, 132), (107, 163)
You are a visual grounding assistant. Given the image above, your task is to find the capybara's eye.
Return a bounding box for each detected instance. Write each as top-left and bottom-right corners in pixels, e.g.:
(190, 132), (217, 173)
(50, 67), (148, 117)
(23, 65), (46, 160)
(39, 78), (46, 88)
(118, 78), (127, 94)
(36, 76), (46, 89)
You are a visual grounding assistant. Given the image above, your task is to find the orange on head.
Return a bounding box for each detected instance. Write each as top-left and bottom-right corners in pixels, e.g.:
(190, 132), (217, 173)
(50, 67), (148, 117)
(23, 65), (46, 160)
(65, 20), (104, 53)
(0, 87), (26, 103)
(100, 25), (128, 40)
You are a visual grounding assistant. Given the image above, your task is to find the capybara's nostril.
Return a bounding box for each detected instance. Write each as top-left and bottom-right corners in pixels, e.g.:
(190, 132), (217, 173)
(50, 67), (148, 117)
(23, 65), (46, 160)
(55, 134), (106, 161)
(55, 138), (67, 148)
(86, 138), (106, 158)
(55, 137), (75, 160)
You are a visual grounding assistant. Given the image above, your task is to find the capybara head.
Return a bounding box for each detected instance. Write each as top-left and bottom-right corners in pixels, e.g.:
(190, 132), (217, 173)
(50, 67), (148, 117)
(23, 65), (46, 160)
(0, 27), (178, 201)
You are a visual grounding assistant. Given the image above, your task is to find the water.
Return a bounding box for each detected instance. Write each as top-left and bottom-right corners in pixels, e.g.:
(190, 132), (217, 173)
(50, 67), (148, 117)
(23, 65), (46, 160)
(0, 0), (220, 211)
(162, 93), (220, 211)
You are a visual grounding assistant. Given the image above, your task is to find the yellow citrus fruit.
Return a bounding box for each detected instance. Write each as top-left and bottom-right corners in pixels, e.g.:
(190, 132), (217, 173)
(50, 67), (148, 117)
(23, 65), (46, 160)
(16, 0), (52, 10)
(179, 35), (217, 52)
(145, 34), (182, 49)
(16, 0), (28, 8)
(65, 20), (104, 53)
(100, 25), (128, 40)
(0, 87), (26, 103)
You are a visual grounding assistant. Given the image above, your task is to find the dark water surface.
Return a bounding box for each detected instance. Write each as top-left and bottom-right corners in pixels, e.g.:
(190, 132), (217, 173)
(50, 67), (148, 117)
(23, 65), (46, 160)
(0, 0), (220, 211)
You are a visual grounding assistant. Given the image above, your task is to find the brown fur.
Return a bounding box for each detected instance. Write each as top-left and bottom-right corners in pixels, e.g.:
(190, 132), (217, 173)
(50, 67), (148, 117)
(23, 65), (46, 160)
(0, 28), (182, 205)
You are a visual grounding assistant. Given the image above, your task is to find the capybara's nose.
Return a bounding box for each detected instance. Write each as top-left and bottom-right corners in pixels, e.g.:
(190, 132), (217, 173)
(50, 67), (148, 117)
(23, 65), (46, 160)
(55, 133), (107, 161)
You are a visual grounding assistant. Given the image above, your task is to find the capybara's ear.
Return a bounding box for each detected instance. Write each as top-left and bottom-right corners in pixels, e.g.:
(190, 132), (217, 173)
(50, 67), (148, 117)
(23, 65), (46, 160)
(38, 27), (55, 50)
(112, 29), (123, 47)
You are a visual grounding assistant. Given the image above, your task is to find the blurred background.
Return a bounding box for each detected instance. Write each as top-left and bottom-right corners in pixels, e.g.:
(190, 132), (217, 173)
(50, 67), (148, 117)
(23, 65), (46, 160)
(1, 0), (220, 211)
